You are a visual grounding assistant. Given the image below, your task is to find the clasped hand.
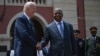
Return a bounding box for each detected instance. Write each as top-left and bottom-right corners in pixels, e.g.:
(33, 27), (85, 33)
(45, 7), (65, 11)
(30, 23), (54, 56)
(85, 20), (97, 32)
(36, 42), (42, 50)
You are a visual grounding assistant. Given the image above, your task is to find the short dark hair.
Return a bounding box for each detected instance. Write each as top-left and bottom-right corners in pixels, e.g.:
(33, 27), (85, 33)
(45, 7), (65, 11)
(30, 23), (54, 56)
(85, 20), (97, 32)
(74, 30), (80, 34)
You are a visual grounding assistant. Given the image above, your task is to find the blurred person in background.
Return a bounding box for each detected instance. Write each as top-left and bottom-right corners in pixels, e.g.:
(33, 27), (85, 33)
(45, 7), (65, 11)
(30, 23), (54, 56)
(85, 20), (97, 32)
(85, 26), (100, 56)
(74, 30), (85, 56)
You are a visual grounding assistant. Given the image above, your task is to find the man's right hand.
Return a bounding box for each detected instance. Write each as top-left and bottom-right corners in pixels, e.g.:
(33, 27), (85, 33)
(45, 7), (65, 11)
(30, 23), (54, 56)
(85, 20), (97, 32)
(36, 42), (42, 50)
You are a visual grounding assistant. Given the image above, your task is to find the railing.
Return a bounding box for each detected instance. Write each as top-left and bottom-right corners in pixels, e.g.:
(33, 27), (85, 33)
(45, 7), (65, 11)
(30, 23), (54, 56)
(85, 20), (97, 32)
(0, 0), (53, 6)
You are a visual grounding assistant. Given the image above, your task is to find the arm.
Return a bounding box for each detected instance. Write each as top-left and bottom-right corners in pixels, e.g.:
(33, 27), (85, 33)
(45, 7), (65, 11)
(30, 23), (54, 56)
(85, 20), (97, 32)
(41, 27), (50, 48)
(14, 17), (36, 48)
(36, 27), (50, 50)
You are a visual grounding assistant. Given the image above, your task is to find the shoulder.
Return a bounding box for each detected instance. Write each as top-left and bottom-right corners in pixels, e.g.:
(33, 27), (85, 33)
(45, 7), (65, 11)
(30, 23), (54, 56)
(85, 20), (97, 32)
(46, 22), (55, 28)
(15, 14), (27, 22)
(86, 37), (89, 39)
(63, 21), (73, 27)
(96, 36), (100, 40)
(16, 14), (25, 20)
(63, 21), (73, 30)
(86, 37), (92, 42)
(86, 37), (89, 41)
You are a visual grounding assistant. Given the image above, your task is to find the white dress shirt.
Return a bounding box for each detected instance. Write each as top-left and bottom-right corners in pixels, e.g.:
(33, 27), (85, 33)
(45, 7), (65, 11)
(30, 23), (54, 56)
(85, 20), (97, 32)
(54, 20), (64, 37)
(24, 12), (30, 21)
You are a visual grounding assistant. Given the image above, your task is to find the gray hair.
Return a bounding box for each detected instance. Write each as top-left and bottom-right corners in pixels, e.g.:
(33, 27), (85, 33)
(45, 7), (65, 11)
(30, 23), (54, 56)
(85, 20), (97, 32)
(23, 1), (36, 12)
(54, 8), (63, 14)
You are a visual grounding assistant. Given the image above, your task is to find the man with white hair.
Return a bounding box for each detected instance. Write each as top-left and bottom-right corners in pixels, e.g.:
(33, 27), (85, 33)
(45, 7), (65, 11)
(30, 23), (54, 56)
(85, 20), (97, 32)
(14, 1), (37, 56)
(37, 8), (77, 56)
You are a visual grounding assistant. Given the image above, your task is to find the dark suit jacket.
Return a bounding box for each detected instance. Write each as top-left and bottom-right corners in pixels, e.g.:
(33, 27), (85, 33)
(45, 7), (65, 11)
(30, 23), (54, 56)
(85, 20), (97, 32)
(14, 14), (37, 56)
(76, 38), (85, 56)
(85, 36), (100, 56)
(41, 21), (77, 56)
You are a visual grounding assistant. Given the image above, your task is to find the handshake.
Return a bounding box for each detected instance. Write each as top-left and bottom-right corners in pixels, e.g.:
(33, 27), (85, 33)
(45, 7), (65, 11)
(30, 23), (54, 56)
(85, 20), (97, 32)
(36, 42), (42, 50)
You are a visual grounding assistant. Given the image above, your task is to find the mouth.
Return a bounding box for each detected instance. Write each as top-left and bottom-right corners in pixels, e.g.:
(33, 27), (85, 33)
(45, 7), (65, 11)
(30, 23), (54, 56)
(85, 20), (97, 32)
(56, 16), (61, 18)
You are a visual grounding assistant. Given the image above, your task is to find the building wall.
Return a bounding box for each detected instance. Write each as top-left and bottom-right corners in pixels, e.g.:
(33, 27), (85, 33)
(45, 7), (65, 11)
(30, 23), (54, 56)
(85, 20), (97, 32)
(85, 0), (100, 37)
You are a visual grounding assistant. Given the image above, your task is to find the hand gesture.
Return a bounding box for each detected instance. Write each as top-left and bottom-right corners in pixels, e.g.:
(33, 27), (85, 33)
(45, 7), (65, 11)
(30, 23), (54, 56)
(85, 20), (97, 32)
(36, 42), (42, 50)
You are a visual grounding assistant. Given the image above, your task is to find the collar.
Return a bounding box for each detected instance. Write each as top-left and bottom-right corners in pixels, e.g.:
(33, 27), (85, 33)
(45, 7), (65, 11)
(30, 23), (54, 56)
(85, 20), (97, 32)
(24, 12), (30, 21)
(91, 36), (96, 40)
(54, 20), (63, 25)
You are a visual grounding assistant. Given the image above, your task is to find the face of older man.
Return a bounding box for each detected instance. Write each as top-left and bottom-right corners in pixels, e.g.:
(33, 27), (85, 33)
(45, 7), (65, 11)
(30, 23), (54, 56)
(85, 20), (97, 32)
(24, 2), (36, 18)
(54, 10), (63, 22)
(28, 5), (36, 18)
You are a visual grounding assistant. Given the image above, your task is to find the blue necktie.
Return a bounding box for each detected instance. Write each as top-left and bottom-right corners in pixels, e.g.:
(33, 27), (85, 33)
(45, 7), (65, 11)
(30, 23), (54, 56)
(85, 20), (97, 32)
(59, 22), (64, 38)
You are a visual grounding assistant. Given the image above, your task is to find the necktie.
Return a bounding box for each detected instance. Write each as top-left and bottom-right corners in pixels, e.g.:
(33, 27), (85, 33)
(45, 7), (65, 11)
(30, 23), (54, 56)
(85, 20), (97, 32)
(59, 22), (64, 38)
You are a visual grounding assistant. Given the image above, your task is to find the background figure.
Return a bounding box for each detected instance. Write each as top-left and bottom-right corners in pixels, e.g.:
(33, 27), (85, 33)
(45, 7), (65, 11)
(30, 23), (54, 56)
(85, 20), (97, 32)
(37, 8), (77, 56)
(85, 26), (100, 56)
(14, 2), (37, 56)
(74, 30), (85, 56)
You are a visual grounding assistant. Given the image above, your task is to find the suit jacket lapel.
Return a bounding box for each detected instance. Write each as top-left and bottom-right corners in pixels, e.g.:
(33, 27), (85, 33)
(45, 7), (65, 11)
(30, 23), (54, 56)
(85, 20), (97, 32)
(52, 22), (62, 39)
(63, 22), (70, 39)
(22, 14), (36, 37)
